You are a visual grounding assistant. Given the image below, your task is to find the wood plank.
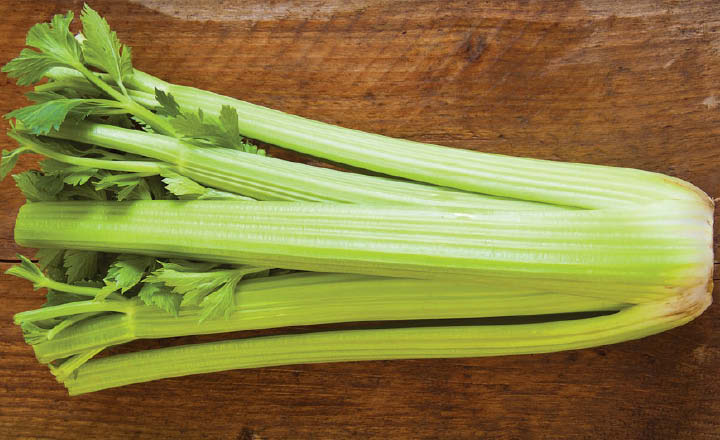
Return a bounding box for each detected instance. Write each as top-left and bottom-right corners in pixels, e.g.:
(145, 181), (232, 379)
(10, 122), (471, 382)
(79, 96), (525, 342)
(0, 1), (718, 439)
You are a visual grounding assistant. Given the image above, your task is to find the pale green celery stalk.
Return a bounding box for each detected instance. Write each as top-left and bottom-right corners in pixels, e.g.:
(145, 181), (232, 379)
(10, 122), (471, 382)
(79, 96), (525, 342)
(14, 199), (714, 303)
(27, 272), (628, 364)
(40, 121), (556, 210)
(112, 69), (708, 209)
(61, 285), (712, 395)
(43, 68), (707, 209)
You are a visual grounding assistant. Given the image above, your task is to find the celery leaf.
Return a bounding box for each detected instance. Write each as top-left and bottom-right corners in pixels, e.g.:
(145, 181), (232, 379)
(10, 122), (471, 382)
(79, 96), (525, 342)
(138, 283), (182, 316)
(218, 105), (241, 141)
(104, 254), (154, 293)
(161, 171), (253, 200)
(26, 91), (70, 103)
(131, 116), (156, 133)
(155, 89), (180, 117)
(35, 248), (65, 271)
(5, 99), (119, 135)
(63, 250), (98, 284)
(145, 264), (234, 307)
(2, 49), (70, 87)
(13, 171), (64, 202)
(41, 158), (101, 186)
(1, 12), (83, 86)
(62, 168), (100, 186)
(58, 182), (108, 201)
(79, 4), (133, 87)
(156, 90), (265, 155)
(1, 148), (29, 181)
(198, 276), (243, 322)
(145, 262), (269, 320)
(94, 172), (152, 201)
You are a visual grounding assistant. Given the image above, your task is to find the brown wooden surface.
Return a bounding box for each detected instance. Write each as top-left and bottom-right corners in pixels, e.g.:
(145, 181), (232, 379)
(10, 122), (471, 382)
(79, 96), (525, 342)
(1, 1), (719, 439)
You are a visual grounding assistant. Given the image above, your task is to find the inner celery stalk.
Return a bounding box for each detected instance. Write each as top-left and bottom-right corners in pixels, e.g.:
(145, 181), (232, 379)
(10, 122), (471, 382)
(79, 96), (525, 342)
(14, 199), (713, 304)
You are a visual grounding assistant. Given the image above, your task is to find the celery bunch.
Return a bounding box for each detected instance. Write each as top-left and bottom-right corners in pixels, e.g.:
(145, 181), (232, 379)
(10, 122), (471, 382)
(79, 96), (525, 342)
(1, 5), (714, 395)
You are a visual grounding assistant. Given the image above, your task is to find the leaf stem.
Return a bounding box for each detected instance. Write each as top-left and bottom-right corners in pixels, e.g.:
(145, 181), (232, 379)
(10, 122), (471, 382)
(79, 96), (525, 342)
(72, 64), (176, 136)
(14, 299), (132, 325)
(39, 279), (118, 298)
(8, 131), (168, 174)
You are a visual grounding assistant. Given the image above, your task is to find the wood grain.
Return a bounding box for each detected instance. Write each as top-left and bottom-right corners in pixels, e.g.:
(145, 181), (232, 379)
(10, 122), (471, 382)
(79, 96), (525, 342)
(0, 1), (718, 439)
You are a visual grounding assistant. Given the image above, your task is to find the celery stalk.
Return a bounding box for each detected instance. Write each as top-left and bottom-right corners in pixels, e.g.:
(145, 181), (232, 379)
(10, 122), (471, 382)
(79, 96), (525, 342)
(25, 272), (628, 364)
(119, 69), (709, 209)
(41, 67), (708, 209)
(14, 199), (714, 303)
(23, 122), (555, 210)
(61, 284), (712, 396)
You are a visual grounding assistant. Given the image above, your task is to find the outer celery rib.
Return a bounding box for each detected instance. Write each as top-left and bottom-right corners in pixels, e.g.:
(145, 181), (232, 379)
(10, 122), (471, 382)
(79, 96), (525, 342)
(26, 272), (628, 364)
(60, 286), (712, 395)
(41, 68), (708, 209)
(32, 122), (553, 210)
(14, 199), (713, 304)
(117, 69), (710, 210)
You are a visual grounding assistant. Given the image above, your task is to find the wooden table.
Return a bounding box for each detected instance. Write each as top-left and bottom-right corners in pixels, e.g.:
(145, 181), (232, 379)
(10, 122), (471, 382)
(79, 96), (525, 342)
(1, 1), (718, 438)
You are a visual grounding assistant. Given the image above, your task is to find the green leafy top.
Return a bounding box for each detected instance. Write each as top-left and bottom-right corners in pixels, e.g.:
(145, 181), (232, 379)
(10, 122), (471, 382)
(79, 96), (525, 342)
(2, 5), (183, 137)
(5, 98), (122, 135)
(1, 4), (137, 135)
(79, 4), (133, 91)
(2, 5), (133, 89)
(2, 11), (83, 85)
(2, 6), (278, 379)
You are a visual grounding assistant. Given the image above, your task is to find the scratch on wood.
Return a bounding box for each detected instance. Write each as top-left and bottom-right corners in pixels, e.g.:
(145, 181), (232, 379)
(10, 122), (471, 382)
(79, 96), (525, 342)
(580, 0), (669, 18)
(130, 0), (364, 21)
(458, 33), (487, 63)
